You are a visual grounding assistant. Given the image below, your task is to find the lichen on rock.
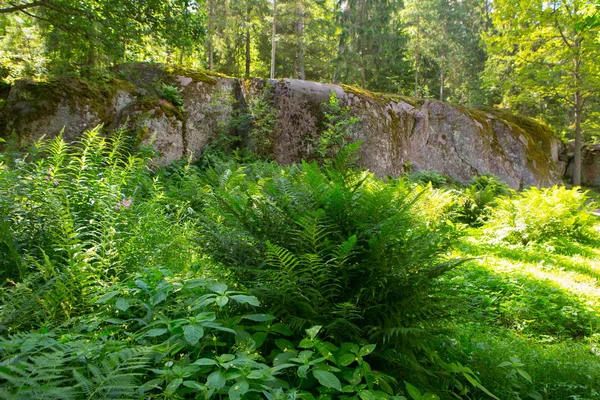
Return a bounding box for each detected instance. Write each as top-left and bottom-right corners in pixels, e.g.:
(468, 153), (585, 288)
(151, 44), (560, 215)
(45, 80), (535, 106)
(0, 64), (569, 188)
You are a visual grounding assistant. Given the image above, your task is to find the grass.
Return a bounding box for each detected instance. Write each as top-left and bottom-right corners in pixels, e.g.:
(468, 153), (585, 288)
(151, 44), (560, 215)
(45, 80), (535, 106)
(437, 225), (600, 399)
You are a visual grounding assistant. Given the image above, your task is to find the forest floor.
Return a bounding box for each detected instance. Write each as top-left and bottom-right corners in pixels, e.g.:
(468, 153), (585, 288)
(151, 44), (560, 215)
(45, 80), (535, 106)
(440, 228), (600, 399)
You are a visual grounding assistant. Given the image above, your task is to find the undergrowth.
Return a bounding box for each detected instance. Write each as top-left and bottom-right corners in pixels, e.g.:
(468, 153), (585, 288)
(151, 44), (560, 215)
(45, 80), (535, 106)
(0, 127), (599, 399)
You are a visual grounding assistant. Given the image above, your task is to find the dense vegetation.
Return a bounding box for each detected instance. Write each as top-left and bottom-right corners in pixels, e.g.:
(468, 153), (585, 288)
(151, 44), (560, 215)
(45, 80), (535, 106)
(1, 1), (600, 398)
(0, 120), (598, 398)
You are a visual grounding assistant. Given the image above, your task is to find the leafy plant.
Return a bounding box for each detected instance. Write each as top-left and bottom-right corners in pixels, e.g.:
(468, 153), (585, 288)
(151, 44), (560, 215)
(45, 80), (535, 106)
(457, 174), (513, 227)
(160, 83), (184, 106)
(482, 186), (597, 247)
(406, 170), (449, 188)
(246, 83), (278, 158)
(310, 91), (359, 164)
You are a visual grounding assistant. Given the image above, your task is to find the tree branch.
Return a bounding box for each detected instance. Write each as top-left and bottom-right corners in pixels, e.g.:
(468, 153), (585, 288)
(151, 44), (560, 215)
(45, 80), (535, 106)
(0, 1), (42, 14)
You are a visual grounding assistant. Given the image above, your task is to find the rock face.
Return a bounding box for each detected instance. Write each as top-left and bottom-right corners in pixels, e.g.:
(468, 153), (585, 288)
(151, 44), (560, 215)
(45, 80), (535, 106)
(564, 144), (600, 187)
(0, 64), (566, 188)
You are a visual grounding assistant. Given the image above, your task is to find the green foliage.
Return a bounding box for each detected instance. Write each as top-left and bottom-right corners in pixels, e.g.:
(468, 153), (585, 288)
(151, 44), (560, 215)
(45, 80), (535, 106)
(0, 127), (197, 330)
(483, 186), (597, 247)
(406, 170), (449, 188)
(246, 83), (278, 158)
(311, 91), (359, 163)
(457, 174), (513, 227)
(194, 158), (464, 359)
(160, 83), (184, 107)
(2, 119), (600, 400)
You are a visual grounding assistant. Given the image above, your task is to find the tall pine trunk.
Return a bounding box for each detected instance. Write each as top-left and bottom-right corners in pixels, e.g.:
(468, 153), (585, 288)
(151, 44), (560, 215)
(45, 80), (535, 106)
(296, 4), (305, 80)
(270, 0), (277, 79)
(207, 0), (214, 71)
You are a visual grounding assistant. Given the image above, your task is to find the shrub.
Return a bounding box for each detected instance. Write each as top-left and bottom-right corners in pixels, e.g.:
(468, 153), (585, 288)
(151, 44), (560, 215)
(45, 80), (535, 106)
(406, 170), (449, 188)
(160, 83), (184, 106)
(193, 157), (464, 345)
(482, 185), (597, 246)
(457, 174), (513, 227)
(246, 83), (278, 158)
(310, 91), (359, 164)
(0, 127), (197, 330)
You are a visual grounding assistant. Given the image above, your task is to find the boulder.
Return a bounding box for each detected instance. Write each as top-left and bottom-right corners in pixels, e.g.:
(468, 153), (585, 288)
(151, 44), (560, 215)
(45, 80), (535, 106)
(0, 64), (566, 188)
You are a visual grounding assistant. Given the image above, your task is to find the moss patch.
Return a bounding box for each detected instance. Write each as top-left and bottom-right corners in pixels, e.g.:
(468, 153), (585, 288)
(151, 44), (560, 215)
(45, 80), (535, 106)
(134, 97), (184, 121)
(7, 76), (118, 121)
(166, 66), (231, 86)
(339, 84), (425, 108)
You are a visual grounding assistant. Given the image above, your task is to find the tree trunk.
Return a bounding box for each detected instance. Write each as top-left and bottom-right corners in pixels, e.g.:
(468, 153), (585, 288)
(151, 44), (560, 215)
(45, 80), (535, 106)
(414, 16), (421, 98)
(296, 4), (305, 80)
(332, 2), (350, 83)
(245, 11), (251, 78)
(573, 89), (582, 186)
(270, 0), (277, 79)
(572, 41), (583, 186)
(208, 0), (214, 71)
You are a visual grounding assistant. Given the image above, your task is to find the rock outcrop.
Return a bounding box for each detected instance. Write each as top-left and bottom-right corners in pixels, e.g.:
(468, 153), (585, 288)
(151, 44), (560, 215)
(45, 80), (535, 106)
(564, 144), (600, 187)
(0, 63), (566, 188)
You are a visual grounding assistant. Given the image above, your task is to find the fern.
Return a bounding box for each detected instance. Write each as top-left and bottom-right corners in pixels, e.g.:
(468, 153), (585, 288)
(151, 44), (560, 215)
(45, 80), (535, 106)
(74, 348), (153, 400)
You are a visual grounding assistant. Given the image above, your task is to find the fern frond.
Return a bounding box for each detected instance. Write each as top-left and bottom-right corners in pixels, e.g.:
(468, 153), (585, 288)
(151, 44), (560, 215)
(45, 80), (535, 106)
(77, 347), (153, 400)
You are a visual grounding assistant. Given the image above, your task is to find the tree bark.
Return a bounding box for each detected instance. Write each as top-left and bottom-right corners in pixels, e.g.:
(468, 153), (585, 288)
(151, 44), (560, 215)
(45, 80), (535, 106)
(270, 0), (277, 79)
(245, 4), (251, 78)
(208, 0), (214, 71)
(332, 1), (350, 83)
(296, 3), (305, 80)
(573, 89), (582, 186)
(414, 16), (421, 98)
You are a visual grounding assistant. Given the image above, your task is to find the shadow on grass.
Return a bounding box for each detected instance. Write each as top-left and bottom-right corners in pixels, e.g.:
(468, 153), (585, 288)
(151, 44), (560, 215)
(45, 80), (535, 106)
(458, 239), (600, 282)
(440, 260), (599, 339)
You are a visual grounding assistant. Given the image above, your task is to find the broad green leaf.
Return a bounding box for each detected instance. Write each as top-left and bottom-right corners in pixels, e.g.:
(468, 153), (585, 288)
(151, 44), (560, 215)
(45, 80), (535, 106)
(359, 390), (390, 400)
(228, 380), (249, 400)
(206, 370), (226, 391)
(195, 312), (216, 321)
(298, 364), (310, 378)
(243, 314), (276, 322)
(230, 295), (260, 306)
(527, 391), (544, 400)
(338, 353), (356, 366)
(270, 323), (293, 336)
(194, 358), (218, 366)
(151, 291), (168, 306)
(359, 344), (376, 356)
(145, 328), (168, 337)
(215, 296), (229, 307)
(405, 382), (422, 400)
(207, 282), (228, 294)
(183, 380), (206, 390)
(134, 280), (149, 291)
(184, 324), (204, 345)
(517, 368), (533, 383)
(115, 297), (130, 311)
(166, 377), (183, 394)
(306, 325), (322, 339)
(252, 332), (268, 348)
(218, 353), (236, 363)
(96, 291), (120, 304)
(312, 369), (342, 391)
(184, 278), (207, 289)
(359, 390), (379, 400)
(275, 339), (295, 352)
